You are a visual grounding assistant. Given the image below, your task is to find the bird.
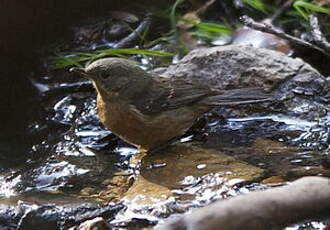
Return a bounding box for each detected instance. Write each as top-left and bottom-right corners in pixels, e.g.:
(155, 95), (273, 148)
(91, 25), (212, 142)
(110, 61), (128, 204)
(70, 58), (271, 151)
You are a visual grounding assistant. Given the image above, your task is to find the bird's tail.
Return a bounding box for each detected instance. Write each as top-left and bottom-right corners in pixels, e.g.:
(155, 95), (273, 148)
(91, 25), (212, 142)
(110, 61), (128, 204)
(204, 87), (273, 106)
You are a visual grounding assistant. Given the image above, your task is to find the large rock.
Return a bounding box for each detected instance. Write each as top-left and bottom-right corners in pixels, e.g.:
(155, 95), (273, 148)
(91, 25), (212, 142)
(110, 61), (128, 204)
(155, 45), (325, 91)
(154, 45), (329, 120)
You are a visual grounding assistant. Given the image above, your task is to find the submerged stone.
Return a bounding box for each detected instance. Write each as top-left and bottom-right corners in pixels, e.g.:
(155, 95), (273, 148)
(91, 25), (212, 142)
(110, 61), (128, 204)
(140, 143), (264, 189)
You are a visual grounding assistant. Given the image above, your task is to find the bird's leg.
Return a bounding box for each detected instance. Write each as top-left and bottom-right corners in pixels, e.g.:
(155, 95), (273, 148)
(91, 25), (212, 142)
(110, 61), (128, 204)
(189, 112), (227, 143)
(148, 135), (192, 154)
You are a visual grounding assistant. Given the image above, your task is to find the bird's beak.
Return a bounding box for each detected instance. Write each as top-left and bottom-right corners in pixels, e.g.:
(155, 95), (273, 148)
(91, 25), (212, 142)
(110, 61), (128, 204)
(69, 67), (91, 78)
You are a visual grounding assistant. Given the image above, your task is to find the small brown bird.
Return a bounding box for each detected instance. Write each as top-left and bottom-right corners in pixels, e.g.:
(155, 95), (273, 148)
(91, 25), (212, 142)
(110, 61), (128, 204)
(71, 58), (271, 151)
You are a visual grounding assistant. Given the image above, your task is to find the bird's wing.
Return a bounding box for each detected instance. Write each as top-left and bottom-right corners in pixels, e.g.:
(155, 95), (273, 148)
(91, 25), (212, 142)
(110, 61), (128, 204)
(202, 87), (272, 105)
(132, 78), (214, 115)
(132, 77), (272, 115)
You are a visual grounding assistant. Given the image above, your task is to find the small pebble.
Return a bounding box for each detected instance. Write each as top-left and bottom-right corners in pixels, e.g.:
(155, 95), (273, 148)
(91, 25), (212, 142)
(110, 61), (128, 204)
(196, 164), (206, 170)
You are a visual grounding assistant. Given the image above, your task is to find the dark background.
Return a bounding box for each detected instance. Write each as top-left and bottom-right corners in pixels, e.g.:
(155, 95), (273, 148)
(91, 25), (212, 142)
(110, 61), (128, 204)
(0, 0), (172, 164)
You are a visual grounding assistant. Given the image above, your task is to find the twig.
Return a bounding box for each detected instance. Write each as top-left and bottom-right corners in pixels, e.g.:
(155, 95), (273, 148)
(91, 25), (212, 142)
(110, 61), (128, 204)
(158, 176), (330, 230)
(309, 14), (330, 53)
(240, 15), (330, 57)
(195, 0), (216, 15)
(270, 0), (294, 23)
(113, 14), (152, 49)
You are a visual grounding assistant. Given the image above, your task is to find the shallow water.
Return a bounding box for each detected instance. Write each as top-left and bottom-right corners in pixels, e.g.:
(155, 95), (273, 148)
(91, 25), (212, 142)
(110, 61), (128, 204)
(3, 82), (330, 228)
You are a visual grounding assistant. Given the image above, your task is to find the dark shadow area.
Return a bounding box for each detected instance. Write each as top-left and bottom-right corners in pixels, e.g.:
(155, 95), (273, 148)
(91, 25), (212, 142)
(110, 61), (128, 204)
(0, 0), (173, 169)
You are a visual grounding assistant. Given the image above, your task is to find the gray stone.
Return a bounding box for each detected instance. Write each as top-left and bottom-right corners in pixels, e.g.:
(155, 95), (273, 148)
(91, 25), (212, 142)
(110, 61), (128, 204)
(153, 45), (329, 120)
(154, 45), (325, 91)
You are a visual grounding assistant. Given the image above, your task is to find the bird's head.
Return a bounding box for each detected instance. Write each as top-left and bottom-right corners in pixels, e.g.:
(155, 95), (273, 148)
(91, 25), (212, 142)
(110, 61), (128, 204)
(70, 58), (152, 98)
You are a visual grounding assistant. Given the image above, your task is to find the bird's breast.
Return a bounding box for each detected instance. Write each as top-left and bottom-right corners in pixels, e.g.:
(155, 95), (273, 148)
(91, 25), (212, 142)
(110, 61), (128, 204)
(96, 95), (203, 150)
(97, 95), (154, 148)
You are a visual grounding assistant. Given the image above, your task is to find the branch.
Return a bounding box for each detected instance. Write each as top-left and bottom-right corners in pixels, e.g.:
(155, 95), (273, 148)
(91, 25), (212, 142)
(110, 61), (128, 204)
(270, 0), (294, 23)
(113, 14), (152, 49)
(240, 15), (330, 57)
(157, 176), (330, 230)
(309, 14), (330, 53)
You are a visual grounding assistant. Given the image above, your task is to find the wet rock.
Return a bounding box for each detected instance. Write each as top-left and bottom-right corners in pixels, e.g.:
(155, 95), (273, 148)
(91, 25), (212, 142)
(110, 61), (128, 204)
(0, 205), (20, 229)
(96, 174), (134, 203)
(260, 176), (285, 184)
(251, 138), (301, 155)
(286, 166), (330, 178)
(107, 175), (175, 225)
(17, 205), (61, 230)
(104, 143), (264, 226)
(123, 175), (172, 206)
(140, 143), (264, 188)
(14, 202), (123, 230)
(78, 217), (112, 230)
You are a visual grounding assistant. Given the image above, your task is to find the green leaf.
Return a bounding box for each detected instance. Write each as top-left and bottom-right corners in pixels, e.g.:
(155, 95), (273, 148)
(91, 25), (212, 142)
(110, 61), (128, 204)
(96, 49), (173, 57)
(243, 0), (273, 15)
(179, 18), (233, 42)
(48, 49), (173, 69)
(293, 0), (330, 20)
